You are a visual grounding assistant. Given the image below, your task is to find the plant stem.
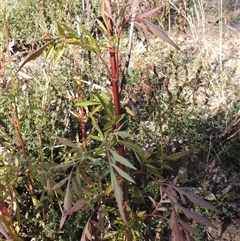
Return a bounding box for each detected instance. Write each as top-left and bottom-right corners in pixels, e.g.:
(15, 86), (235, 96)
(107, 0), (129, 222)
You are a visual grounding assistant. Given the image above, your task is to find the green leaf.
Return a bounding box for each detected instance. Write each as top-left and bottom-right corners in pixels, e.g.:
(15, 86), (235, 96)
(90, 135), (103, 142)
(119, 140), (145, 162)
(57, 22), (66, 36)
(125, 106), (135, 116)
(103, 122), (112, 131)
(96, 18), (107, 35)
(137, 210), (146, 218)
(79, 23), (97, 43)
(115, 114), (125, 124)
(61, 23), (79, 38)
(120, 140), (142, 153)
(50, 163), (75, 171)
(113, 131), (132, 139)
(110, 165), (126, 224)
(105, 183), (113, 194)
(94, 92), (111, 117)
(163, 151), (191, 161)
(75, 100), (100, 107)
(111, 163), (135, 183)
(54, 135), (78, 148)
(46, 45), (55, 60)
(17, 41), (53, 72)
(89, 113), (104, 139)
(108, 99), (115, 117)
(65, 39), (82, 45)
(79, 186), (94, 196)
(91, 104), (102, 115)
(146, 164), (161, 177)
(53, 44), (65, 64)
(109, 149), (136, 170)
(159, 162), (173, 170)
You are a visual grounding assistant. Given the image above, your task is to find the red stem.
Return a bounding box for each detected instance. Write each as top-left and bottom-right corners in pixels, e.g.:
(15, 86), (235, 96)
(107, 1), (128, 218)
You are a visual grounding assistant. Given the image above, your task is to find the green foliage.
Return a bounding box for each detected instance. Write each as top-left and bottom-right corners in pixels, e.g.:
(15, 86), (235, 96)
(2, 0), (239, 240)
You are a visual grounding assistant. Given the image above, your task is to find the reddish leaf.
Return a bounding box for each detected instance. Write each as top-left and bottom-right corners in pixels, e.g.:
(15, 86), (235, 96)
(80, 218), (92, 241)
(134, 21), (150, 42)
(60, 178), (72, 230)
(173, 186), (221, 214)
(85, 0), (91, 20)
(138, 19), (180, 50)
(174, 202), (218, 230)
(131, 0), (139, 12)
(178, 218), (200, 236)
(0, 222), (9, 240)
(170, 211), (185, 241)
(137, 7), (160, 19)
(51, 176), (69, 190)
(64, 199), (88, 216)
(104, 0), (112, 19)
(17, 41), (53, 73)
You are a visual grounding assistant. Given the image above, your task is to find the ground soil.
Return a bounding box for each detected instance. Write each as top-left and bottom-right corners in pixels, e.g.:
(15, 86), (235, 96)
(132, 1), (240, 240)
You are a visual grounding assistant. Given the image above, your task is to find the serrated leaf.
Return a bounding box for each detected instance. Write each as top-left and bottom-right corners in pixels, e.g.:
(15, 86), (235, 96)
(60, 178), (72, 230)
(178, 218), (200, 236)
(109, 149), (136, 170)
(146, 164), (161, 177)
(110, 165), (126, 224)
(140, 19), (180, 50)
(60, 23), (79, 38)
(17, 41), (53, 72)
(79, 186), (94, 196)
(174, 202), (217, 230)
(51, 176), (69, 190)
(80, 218), (92, 241)
(50, 162), (75, 171)
(75, 100), (100, 107)
(137, 7), (160, 19)
(159, 162), (173, 170)
(111, 163), (135, 183)
(0, 222), (9, 239)
(163, 151), (191, 161)
(175, 187), (220, 214)
(63, 199), (88, 217)
(91, 104), (102, 115)
(0, 215), (16, 237)
(72, 179), (81, 199)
